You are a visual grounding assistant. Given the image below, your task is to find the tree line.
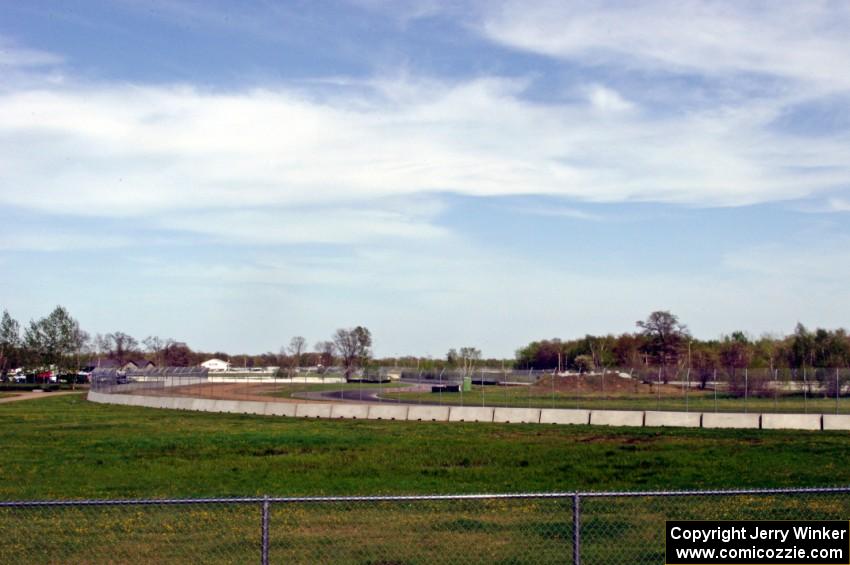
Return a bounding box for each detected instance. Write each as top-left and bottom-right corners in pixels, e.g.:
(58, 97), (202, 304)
(514, 311), (850, 373)
(3, 306), (849, 380)
(0, 306), (375, 379)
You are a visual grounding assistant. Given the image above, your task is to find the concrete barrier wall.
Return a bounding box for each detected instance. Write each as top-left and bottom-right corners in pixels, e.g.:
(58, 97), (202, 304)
(823, 415), (850, 431)
(264, 403), (298, 417)
(233, 401), (267, 415)
(296, 403), (333, 418)
(212, 400), (243, 413)
(590, 410), (644, 427)
(448, 406), (495, 422)
(86, 391), (850, 432)
(407, 405), (450, 421)
(761, 413), (821, 431)
(330, 404), (370, 419)
(171, 398), (196, 411)
(539, 409), (590, 425)
(702, 413), (761, 429)
(189, 398), (215, 412)
(367, 404), (410, 420)
(644, 411), (701, 428)
(493, 407), (541, 424)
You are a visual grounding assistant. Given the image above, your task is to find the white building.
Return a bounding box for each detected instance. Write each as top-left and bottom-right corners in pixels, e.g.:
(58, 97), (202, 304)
(201, 358), (231, 372)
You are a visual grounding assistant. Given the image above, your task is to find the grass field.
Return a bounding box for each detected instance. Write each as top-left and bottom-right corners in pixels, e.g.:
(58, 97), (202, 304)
(1, 394), (849, 500)
(2, 395), (850, 563)
(0, 392), (18, 399)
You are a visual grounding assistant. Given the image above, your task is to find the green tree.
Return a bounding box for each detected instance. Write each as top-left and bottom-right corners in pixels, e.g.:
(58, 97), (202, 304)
(24, 306), (80, 377)
(636, 310), (690, 378)
(0, 309), (21, 376)
(333, 326), (372, 378)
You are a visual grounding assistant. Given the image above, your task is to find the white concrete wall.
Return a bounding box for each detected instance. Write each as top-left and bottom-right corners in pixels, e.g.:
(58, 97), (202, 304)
(86, 391), (850, 432)
(761, 413), (821, 431)
(644, 411), (701, 428)
(367, 404), (409, 420)
(539, 409), (590, 425)
(295, 403), (333, 418)
(264, 403), (298, 417)
(448, 406), (495, 422)
(702, 413), (761, 429)
(590, 410), (644, 427)
(493, 407), (541, 424)
(330, 404), (370, 419)
(823, 415), (850, 431)
(407, 405), (450, 421)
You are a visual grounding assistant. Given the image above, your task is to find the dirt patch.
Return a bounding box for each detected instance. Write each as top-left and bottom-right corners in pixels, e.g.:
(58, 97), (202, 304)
(136, 383), (323, 403)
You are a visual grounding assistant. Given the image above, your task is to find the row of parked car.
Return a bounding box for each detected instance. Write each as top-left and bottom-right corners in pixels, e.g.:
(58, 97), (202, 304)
(1, 369), (91, 384)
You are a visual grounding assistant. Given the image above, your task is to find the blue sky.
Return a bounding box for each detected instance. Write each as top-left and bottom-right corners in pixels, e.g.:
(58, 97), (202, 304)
(2, 1), (850, 357)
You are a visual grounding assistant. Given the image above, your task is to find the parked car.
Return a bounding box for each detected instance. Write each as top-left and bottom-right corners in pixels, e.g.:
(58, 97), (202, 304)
(35, 371), (57, 383)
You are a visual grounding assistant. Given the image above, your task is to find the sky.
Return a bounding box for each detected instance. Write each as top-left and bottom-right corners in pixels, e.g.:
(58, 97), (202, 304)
(2, 1), (850, 358)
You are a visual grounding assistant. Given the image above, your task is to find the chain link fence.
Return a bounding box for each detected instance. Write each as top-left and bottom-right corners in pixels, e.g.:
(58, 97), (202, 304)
(90, 367), (850, 415)
(2, 487), (849, 564)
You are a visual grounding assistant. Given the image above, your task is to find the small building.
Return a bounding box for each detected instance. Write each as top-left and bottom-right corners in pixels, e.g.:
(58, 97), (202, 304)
(82, 359), (122, 372)
(123, 359), (155, 371)
(201, 358), (231, 372)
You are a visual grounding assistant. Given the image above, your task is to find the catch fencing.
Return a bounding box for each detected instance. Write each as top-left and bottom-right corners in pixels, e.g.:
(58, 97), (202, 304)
(2, 487), (849, 564)
(91, 367), (850, 415)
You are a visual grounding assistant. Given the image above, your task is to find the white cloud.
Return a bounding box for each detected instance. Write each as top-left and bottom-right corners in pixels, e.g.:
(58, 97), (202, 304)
(480, 1), (850, 92)
(585, 84), (634, 113)
(0, 230), (130, 252)
(0, 38), (63, 68)
(827, 198), (850, 212)
(155, 207), (447, 245)
(2, 72), (850, 241)
(514, 204), (602, 221)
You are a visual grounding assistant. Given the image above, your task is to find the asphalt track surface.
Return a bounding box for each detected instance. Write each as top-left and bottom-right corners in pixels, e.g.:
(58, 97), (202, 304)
(292, 382), (431, 404)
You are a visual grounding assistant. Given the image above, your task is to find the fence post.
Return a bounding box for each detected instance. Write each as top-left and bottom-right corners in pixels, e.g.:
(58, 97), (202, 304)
(836, 368), (840, 415)
(573, 492), (581, 565)
(261, 496), (270, 565)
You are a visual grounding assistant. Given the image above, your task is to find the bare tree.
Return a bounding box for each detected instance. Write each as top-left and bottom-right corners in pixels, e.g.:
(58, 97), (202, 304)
(314, 341), (335, 368)
(143, 336), (165, 366)
(288, 336), (307, 376)
(105, 332), (139, 363)
(458, 347), (481, 377)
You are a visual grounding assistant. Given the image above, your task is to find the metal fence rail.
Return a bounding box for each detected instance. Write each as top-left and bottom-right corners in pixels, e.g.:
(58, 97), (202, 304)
(2, 487), (849, 563)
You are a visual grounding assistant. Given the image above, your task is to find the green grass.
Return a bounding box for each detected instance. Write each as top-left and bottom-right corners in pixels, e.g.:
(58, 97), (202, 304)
(2, 395), (850, 563)
(0, 392), (19, 399)
(386, 385), (850, 414)
(1, 395), (850, 501)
